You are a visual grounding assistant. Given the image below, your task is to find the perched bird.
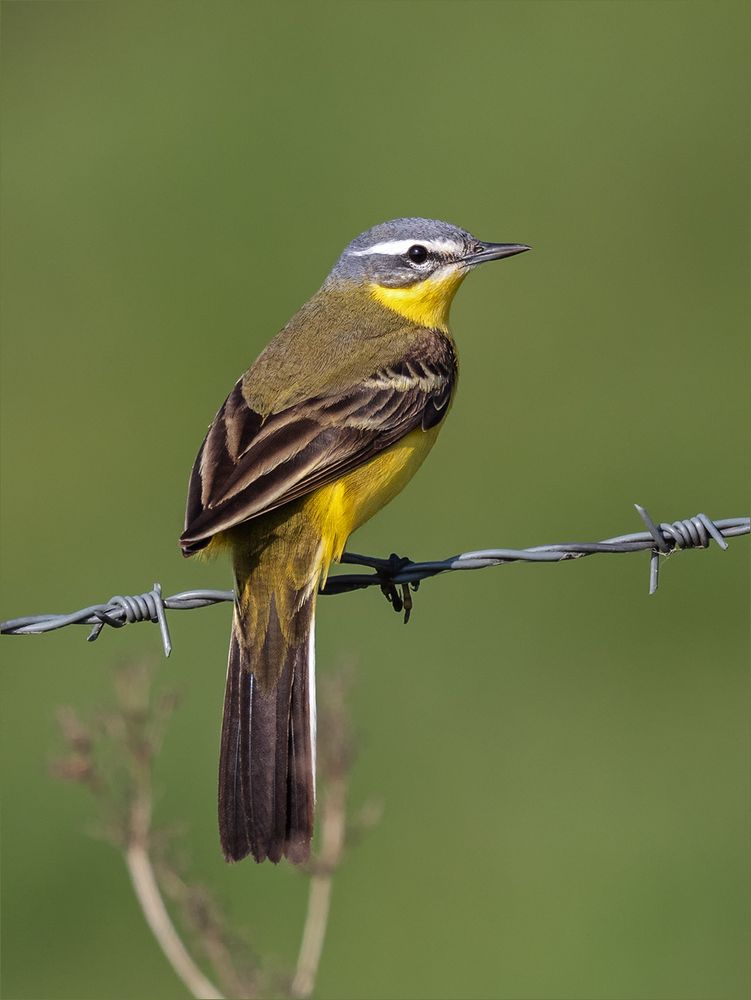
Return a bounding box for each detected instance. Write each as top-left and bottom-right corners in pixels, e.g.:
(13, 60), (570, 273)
(181, 218), (529, 863)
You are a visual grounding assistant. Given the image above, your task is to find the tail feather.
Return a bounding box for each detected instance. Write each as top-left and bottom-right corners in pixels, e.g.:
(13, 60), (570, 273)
(219, 593), (316, 864)
(219, 630), (251, 860)
(286, 616), (316, 863)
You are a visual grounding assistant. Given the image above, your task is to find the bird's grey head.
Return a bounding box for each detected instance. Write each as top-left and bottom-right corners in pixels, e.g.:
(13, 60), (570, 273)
(327, 217), (530, 288)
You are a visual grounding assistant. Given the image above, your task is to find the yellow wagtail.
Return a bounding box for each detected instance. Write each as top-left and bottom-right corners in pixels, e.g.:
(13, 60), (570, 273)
(180, 218), (530, 863)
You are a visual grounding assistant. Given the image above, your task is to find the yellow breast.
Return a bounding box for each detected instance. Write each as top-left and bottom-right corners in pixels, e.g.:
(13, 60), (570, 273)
(305, 424), (443, 571)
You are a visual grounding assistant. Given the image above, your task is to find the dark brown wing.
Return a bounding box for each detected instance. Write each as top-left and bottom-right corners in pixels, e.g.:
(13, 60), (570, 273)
(181, 336), (456, 554)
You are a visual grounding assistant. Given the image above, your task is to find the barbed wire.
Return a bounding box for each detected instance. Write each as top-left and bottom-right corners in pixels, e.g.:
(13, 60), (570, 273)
(1, 505), (747, 656)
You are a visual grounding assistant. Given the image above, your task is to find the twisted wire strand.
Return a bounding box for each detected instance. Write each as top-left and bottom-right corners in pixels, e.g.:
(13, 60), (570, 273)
(1, 506), (747, 656)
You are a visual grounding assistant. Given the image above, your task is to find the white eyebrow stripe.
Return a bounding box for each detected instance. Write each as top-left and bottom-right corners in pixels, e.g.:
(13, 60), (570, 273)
(349, 238), (461, 257)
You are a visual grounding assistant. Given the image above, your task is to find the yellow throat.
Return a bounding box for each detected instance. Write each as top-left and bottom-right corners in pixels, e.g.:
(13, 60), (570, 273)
(369, 267), (467, 331)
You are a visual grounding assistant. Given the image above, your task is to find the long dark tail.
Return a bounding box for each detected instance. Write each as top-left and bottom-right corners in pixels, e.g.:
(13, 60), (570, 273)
(218, 590), (316, 864)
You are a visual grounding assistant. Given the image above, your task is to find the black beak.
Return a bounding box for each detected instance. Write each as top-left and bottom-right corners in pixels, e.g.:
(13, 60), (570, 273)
(464, 242), (531, 265)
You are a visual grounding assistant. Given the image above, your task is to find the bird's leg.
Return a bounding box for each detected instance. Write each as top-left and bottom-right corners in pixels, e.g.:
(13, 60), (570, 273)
(377, 553), (417, 624)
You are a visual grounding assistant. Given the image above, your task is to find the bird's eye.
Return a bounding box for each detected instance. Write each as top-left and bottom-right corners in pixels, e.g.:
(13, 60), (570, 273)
(407, 244), (429, 264)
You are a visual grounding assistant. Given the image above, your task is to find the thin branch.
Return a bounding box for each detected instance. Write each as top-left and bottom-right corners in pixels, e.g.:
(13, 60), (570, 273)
(118, 668), (227, 1000)
(154, 862), (262, 999)
(2, 507), (748, 653)
(290, 784), (346, 1000)
(52, 662), (230, 999)
(52, 660), (370, 1000)
(291, 673), (352, 1000)
(125, 842), (224, 1000)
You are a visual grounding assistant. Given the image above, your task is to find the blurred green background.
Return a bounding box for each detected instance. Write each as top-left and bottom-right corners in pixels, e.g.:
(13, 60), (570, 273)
(1, 2), (748, 998)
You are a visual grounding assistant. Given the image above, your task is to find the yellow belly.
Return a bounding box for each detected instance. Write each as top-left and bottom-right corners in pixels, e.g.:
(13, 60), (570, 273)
(305, 424), (442, 571)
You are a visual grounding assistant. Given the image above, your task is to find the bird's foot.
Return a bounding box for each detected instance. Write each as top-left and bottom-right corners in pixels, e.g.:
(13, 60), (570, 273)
(377, 553), (419, 624)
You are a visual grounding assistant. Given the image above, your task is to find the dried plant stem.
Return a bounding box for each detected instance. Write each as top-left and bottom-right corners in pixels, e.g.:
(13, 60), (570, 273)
(53, 661), (362, 1000)
(291, 776), (347, 999)
(125, 842), (224, 1000)
(155, 863), (258, 1000)
(122, 703), (226, 1000)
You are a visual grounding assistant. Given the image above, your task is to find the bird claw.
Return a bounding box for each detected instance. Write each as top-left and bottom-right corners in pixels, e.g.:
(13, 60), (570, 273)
(378, 553), (416, 624)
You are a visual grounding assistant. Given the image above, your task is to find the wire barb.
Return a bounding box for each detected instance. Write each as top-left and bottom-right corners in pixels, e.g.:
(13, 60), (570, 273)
(633, 507), (732, 594)
(86, 584), (173, 656)
(1, 506), (747, 654)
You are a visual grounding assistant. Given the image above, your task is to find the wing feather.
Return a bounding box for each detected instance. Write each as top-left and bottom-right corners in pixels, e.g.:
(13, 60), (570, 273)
(181, 333), (456, 554)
